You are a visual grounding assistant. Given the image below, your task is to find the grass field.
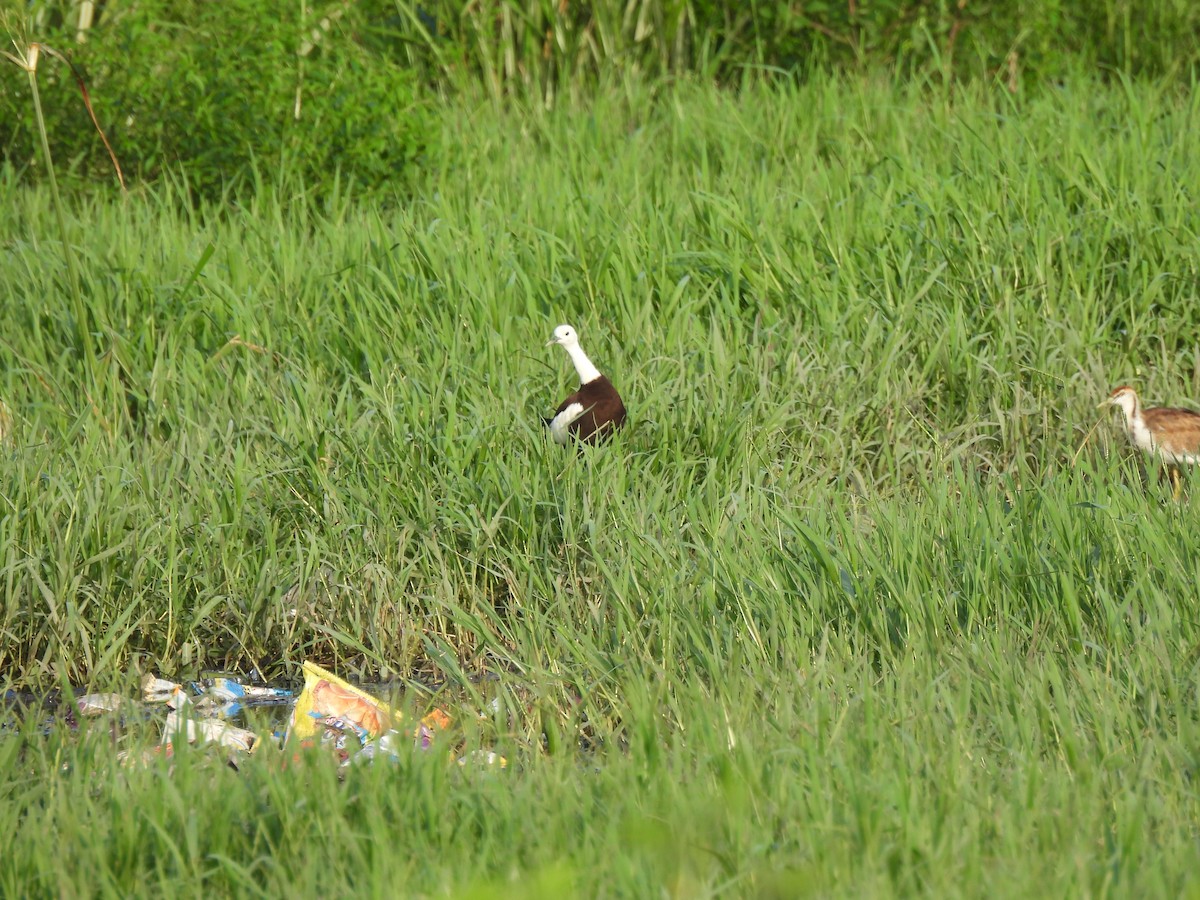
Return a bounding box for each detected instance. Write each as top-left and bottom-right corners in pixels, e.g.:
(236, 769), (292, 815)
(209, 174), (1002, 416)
(3, 72), (1200, 895)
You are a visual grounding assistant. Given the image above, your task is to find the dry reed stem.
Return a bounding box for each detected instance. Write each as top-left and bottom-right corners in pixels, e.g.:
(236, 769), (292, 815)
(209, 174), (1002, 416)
(210, 335), (272, 363)
(35, 43), (126, 192)
(1071, 414), (1107, 467)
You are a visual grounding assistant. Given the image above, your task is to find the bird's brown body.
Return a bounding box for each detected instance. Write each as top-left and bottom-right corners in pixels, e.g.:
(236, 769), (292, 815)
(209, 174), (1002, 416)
(551, 375), (627, 444)
(1101, 385), (1200, 497)
(1134, 407), (1200, 461)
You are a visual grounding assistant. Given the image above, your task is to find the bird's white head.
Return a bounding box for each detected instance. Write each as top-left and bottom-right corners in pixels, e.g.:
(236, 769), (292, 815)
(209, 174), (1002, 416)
(547, 324), (579, 348)
(1100, 385), (1139, 418)
(546, 323), (602, 384)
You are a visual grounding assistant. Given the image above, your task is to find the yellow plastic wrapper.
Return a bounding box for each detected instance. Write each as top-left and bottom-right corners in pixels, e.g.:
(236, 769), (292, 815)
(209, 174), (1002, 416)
(287, 661), (402, 742)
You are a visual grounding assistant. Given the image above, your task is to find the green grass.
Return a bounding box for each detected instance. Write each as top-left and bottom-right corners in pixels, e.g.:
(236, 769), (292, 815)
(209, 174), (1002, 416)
(3, 70), (1200, 895)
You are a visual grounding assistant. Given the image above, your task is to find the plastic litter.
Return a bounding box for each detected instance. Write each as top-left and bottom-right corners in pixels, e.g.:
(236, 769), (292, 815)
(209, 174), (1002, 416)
(76, 693), (124, 716)
(141, 675), (182, 703)
(286, 662), (463, 767)
(164, 708), (259, 753)
(118, 742), (173, 769)
(204, 677), (293, 704)
(286, 661), (404, 742)
(50, 663), (505, 773)
(458, 749), (507, 768)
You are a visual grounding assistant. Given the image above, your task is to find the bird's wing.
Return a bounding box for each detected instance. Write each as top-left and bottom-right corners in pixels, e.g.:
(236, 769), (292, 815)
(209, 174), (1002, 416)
(1143, 407), (1200, 460)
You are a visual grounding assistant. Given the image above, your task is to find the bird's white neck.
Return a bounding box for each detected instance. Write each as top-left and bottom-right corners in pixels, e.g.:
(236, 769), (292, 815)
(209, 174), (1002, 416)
(1115, 392), (1158, 452)
(564, 343), (602, 384)
(1115, 393), (1142, 428)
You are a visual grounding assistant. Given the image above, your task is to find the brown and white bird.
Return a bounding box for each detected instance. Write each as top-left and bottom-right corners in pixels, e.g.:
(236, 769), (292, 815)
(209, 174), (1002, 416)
(1100, 385), (1200, 498)
(544, 324), (627, 445)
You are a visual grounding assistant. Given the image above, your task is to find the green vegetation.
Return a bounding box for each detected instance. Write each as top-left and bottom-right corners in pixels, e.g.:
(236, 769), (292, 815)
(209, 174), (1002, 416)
(397, 0), (1200, 91)
(6, 0), (1200, 197)
(3, 51), (1200, 900)
(2, 0), (431, 198)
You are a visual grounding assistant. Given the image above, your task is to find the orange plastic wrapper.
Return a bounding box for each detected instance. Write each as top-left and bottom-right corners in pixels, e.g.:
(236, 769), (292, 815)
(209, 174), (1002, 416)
(286, 661), (451, 746)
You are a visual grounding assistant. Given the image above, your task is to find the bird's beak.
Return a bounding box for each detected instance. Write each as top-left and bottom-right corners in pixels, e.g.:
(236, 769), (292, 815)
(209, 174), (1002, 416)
(546, 337), (557, 347)
(1096, 400), (1111, 410)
